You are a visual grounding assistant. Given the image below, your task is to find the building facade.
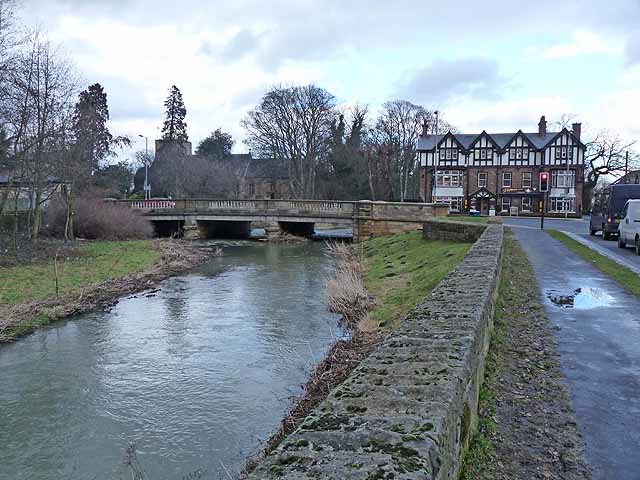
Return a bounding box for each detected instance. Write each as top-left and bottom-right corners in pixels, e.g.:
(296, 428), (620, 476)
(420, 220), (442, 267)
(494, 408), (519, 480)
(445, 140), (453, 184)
(418, 116), (586, 217)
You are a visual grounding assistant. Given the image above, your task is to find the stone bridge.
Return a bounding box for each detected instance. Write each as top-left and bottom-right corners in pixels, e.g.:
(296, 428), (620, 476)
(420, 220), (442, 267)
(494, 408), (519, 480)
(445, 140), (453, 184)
(119, 199), (449, 242)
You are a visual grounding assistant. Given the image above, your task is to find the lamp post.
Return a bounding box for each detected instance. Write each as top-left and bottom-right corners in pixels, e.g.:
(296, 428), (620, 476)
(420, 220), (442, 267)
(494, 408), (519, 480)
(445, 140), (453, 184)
(138, 134), (149, 200)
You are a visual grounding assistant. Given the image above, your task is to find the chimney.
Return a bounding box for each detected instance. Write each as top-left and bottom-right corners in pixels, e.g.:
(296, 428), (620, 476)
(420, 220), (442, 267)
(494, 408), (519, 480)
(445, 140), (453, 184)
(538, 115), (547, 136)
(421, 120), (428, 138)
(572, 122), (581, 140)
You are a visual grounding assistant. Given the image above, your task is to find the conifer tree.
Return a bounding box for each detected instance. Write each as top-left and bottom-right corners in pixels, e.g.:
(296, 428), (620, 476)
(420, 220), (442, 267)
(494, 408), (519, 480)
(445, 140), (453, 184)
(161, 85), (188, 142)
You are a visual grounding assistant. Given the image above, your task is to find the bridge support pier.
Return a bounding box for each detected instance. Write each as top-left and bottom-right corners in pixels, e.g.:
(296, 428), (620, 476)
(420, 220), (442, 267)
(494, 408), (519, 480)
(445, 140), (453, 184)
(264, 221), (282, 241)
(183, 216), (200, 240)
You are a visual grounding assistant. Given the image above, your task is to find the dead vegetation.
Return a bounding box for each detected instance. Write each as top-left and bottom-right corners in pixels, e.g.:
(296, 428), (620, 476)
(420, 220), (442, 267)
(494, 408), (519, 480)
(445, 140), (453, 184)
(325, 241), (375, 328)
(0, 240), (207, 342)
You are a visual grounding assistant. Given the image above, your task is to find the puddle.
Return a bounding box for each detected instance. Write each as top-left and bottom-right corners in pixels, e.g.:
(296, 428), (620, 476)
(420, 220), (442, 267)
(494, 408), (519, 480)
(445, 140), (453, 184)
(547, 287), (614, 310)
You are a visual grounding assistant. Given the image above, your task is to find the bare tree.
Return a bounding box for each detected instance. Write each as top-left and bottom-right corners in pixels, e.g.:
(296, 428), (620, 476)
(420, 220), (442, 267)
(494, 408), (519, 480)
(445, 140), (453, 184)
(582, 131), (637, 207)
(242, 84), (336, 199)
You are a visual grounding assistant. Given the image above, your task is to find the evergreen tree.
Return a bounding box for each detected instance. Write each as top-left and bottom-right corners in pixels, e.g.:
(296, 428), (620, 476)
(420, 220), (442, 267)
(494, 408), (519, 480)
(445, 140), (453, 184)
(161, 85), (188, 142)
(72, 83), (113, 173)
(196, 128), (234, 159)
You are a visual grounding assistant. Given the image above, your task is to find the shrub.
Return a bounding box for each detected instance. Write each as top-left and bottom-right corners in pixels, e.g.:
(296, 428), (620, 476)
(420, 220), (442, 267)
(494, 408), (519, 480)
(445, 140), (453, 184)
(326, 242), (374, 327)
(43, 196), (153, 240)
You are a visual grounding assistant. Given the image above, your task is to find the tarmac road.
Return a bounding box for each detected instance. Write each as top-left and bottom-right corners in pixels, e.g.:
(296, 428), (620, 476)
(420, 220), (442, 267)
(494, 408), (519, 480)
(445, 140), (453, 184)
(511, 226), (640, 479)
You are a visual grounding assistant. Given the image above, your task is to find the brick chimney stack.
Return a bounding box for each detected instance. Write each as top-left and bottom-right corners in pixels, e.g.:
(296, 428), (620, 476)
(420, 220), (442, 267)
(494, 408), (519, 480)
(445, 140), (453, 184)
(572, 122), (582, 140)
(538, 115), (547, 136)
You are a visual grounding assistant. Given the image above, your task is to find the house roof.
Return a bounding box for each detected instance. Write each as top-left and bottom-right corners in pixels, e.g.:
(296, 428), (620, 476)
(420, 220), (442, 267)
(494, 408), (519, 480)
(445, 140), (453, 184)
(417, 130), (571, 151)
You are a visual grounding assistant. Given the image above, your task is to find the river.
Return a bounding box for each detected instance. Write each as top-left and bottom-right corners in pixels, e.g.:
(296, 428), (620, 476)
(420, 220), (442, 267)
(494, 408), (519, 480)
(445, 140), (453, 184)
(0, 241), (342, 480)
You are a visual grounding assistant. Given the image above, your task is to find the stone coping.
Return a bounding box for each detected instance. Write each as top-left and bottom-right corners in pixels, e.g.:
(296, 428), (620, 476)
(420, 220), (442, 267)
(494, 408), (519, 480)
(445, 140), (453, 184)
(248, 224), (504, 479)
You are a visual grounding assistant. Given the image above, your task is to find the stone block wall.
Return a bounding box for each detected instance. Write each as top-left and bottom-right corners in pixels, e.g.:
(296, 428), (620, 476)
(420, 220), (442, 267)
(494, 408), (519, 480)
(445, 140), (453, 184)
(248, 224), (504, 479)
(422, 219), (486, 243)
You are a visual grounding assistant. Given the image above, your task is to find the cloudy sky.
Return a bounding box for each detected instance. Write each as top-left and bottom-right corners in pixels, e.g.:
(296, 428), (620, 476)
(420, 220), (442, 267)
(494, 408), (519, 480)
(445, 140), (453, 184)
(20, 0), (640, 157)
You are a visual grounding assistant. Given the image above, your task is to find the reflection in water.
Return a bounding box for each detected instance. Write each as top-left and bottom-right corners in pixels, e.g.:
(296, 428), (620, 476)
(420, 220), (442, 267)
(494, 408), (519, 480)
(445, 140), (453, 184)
(0, 241), (341, 480)
(547, 286), (614, 310)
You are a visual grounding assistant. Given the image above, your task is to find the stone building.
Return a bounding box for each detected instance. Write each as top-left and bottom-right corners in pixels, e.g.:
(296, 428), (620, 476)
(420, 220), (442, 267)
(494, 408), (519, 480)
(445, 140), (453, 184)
(418, 116), (586, 217)
(153, 139), (289, 199)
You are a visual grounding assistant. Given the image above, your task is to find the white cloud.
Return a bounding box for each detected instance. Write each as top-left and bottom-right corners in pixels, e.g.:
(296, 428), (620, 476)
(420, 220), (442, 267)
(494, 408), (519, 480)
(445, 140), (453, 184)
(540, 31), (622, 59)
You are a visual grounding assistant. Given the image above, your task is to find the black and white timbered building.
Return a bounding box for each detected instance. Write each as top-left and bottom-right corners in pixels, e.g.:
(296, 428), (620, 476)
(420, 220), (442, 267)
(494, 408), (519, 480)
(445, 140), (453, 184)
(417, 116), (585, 217)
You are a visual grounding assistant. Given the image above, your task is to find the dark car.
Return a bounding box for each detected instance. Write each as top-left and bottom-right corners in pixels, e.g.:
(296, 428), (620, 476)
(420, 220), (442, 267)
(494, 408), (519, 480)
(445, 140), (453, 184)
(590, 184), (640, 239)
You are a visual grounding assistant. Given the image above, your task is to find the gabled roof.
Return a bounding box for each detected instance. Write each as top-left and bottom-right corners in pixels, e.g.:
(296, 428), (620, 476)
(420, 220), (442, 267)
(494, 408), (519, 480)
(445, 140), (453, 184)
(417, 130), (580, 152)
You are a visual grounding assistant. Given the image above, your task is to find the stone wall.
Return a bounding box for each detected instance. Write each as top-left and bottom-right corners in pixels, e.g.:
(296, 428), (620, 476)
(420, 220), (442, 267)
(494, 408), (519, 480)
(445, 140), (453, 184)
(248, 224), (504, 479)
(422, 219), (486, 243)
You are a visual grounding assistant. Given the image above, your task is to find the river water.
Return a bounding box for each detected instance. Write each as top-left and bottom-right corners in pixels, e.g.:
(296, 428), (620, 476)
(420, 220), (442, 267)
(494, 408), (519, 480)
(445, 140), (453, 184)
(0, 241), (342, 480)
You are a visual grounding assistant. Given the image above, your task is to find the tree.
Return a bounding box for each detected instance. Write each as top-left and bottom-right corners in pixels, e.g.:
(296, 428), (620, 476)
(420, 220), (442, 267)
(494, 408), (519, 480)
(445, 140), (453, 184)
(318, 106), (370, 199)
(242, 84), (336, 199)
(72, 83), (113, 174)
(93, 161), (133, 198)
(196, 128), (233, 160)
(161, 85), (188, 142)
(582, 132), (637, 208)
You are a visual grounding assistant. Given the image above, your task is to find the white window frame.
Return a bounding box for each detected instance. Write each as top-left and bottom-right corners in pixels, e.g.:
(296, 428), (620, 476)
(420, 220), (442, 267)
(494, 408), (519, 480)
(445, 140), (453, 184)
(522, 172), (532, 188)
(516, 148), (522, 159)
(502, 172), (512, 188)
(435, 170), (463, 187)
(509, 149), (515, 160)
(549, 197), (575, 213)
(440, 149), (445, 160)
(501, 197), (511, 212)
(552, 170), (575, 188)
(434, 196), (463, 213)
(452, 149), (458, 160)
(561, 147), (567, 159)
(478, 172), (488, 188)
(481, 149), (487, 159)
(521, 197), (532, 212)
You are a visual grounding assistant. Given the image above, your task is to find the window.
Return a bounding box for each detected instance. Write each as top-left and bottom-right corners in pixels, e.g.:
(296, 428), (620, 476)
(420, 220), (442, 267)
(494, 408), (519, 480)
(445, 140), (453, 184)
(551, 170), (575, 188)
(516, 148), (522, 159)
(435, 170), (463, 187)
(452, 149), (458, 160)
(487, 149), (493, 159)
(501, 197), (511, 212)
(481, 149), (487, 159)
(555, 147), (561, 160)
(522, 172), (532, 188)
(478, 172), (488, 188)
(248, 183), (256, 196)
(549, 197), (575, 213)
(522, 197), (532, 211)
(440, 150), (445, 160)
(502, 172), (512, 188)
(522, 148), (529, 159)
(434, 196), (463, 212)
(561, 147), (567, 159)
(446, 149), (452, 160)
(509, 149), (515, 160)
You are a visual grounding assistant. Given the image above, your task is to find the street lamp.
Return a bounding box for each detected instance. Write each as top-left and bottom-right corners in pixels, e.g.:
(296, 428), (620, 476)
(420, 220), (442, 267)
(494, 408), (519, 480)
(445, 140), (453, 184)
(138, 134), (149, 200)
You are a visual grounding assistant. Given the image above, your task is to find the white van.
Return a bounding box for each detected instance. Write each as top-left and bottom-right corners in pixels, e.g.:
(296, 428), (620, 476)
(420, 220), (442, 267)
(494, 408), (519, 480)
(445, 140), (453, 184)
(617, 199), (640, 255)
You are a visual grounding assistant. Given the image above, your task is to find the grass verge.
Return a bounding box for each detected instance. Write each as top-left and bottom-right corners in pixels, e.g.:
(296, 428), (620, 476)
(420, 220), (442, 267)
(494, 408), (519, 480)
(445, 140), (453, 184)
(0, 241), (160, 305)
(547, 229), (640, 297)
(362, 230), (471, 328)
(460, 233), (588, 479)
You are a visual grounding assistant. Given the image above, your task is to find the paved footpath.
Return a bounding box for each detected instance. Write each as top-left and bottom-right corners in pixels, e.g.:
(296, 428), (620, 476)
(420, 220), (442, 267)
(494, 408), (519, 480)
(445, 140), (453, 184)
(512, 227), (640, 480)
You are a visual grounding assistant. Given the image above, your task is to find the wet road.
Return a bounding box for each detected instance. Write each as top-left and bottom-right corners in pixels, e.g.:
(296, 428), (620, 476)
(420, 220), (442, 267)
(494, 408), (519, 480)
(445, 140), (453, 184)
(504, 216), (640, 271)
(512, 227), (640, 479)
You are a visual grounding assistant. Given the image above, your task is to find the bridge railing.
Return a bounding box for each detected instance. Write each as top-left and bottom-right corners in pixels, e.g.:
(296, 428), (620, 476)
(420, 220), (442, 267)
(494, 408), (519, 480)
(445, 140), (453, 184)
(119, 199), (358, 215)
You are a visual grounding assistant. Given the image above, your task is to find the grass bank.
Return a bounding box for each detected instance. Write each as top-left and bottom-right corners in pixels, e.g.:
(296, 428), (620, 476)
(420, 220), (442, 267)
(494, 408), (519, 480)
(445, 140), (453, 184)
(362, 230), (471, 328)
(0, 240), (205, 341)
(548, 229), (640, 297)
(0, 241), (160, 305)
(460, 233), (588, 479)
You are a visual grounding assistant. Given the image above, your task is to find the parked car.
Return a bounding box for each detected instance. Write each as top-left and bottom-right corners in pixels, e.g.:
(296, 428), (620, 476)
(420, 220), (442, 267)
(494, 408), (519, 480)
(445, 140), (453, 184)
(617, 199), (640, 255)
(590, 184), (640, 239)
